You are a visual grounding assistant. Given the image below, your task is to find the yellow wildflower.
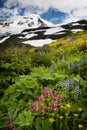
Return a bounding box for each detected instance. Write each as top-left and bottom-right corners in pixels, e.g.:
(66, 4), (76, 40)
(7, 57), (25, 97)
(78, 124), (83, 128)
(77, 107), (83, 112)
(49, 118), (55, 123)
(73, 113), (78, 117)
(61, 105), (64, 109)
(66, 104), (71, 108)
(59, 116), (63, 119)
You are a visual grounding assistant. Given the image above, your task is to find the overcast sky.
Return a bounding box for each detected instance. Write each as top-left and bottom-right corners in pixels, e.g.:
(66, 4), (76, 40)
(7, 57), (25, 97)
(0, 0), (87, 24)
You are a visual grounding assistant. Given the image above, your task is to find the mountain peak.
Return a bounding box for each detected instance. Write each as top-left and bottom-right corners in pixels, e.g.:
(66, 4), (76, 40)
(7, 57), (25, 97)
(0, 14), (53, 35)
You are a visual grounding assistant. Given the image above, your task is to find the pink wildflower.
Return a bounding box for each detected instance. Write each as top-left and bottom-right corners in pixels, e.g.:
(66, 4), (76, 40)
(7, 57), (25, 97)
(51, 102), (57, 110)
(52, 94), (59, 100)
(30, 101), (37, 111)
(58, 100), (61, 104)
(37, 94), (44, 102)
(38, 106), (46, 113)
(61, 95), (65, 100)
(5, 121), (10, 126)
(43, 87), (49, 95)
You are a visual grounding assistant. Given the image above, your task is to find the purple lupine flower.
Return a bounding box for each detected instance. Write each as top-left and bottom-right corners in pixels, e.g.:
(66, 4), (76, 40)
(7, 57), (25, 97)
(69, 79), (74, 87)
(67, 64), (71, 70)
(74, 81), (80, 97)
(78, 63), (81, 69)
(65, 80), (70, 92)
(37, 94), (44, 102)
(84, 58), (87, 62)
(43, 87), (49, 95)
(79, 58), (83, 62)
(30, 101), (37, 111)
(50, 64), (55, 72)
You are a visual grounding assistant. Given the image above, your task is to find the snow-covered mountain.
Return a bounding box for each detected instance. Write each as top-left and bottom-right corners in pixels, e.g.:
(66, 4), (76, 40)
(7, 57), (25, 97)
(0, 14), (53, 35)
(0, 14), (87, 46)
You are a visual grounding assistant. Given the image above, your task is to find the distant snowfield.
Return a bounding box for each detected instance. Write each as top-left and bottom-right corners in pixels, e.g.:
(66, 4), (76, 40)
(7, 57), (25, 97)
(71, 29), (83, 33)
(72, 23), (80, 26)
(23, 39), (54, 47)
(18, 33), (37, 39)
(0, 36), (10, 43)
(44, 27), (64, 35)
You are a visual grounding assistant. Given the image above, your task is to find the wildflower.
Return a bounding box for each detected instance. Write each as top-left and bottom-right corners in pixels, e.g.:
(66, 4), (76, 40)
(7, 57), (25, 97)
(58, 100), (61, 104)
(78, 124), (83, 128)
(79, 58), (83, 62)
(37, 94), (44, 102)
(69, 79), (74, 87)
(61, 95), (65, 100)
(5, 121), (10, 126)
(84, 58), (87, 62)
(9, 125), (16, 130)
(51, 102), (57, 110)
(66, 104), (71, 108)
(61, 105), (64, 109)
(38, 106), (46, 113)
(59, 116), (63, 119)
(73, 113), (78, 117)
(67, 64), (71, 70)
(50, 64), (55, 72)
(52, 93), (59, 100)
(43, 87), (49, 95)
(49, 118), (55, 123)
(77, 107), (83, 112)
(30, 101), (37, 111)
(74, 81), (80, 97)
(62, 79), (70, 92)
(78, 63), (81, 69)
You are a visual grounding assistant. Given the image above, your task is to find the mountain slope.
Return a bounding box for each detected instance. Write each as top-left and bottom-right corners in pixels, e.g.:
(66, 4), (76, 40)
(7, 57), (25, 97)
(0, 14), (53, 35)
(0, 16), (87, 47)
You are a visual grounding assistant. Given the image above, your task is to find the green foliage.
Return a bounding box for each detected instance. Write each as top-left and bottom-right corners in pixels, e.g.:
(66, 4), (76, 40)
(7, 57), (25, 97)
(0, 30), (87, 130)
(31, 54), (52, 67)
(36, 118), (53, 130)
(16, 110), (34, 127)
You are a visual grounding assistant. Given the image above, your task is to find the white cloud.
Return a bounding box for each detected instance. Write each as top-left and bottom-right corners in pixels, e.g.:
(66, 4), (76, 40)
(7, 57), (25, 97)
(1, 0), (87, 23)
(72, 8), (87, 17)
(4, 0), (87, 13)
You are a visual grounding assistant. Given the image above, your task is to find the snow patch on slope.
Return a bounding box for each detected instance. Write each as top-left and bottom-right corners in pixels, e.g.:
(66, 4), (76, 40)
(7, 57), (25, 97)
(71, 29), (83, 33)
(23, 39), (54, 47)
(18, 33), (37, 39)
(0, 36), (10, 43)
(44, 27), (64, 35)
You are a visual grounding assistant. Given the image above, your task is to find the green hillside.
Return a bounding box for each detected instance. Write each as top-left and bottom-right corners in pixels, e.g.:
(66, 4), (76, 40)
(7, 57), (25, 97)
(0, 30), (87, 130)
